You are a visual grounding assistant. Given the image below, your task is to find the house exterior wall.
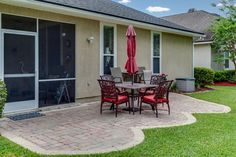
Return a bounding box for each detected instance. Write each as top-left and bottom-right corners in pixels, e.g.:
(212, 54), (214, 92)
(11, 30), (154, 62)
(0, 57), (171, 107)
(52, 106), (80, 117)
(211, 48), (224, 71)
(0, 3), (101, 99)
(211, 50), (235, 71)
(193, 43), (235, 71)
(117, 25), (151, 71)
(194, 44), (212, 69)
(162, 33), (193, 80)
(0, 3), (194, 100)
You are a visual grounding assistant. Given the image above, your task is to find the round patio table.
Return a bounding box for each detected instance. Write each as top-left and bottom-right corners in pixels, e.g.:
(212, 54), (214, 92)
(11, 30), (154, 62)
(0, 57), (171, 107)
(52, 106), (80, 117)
(116, 83), (156, 115)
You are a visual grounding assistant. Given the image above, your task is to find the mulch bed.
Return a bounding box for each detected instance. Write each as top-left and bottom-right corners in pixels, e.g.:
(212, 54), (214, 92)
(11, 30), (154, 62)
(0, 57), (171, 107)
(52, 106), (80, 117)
(196, 87), (214, 92)
(214, 81), (236, 87)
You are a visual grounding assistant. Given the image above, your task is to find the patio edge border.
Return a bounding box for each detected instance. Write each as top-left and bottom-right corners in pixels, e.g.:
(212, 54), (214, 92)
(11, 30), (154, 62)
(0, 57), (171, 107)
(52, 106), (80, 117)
(0, 111), (198, 155)
(0, 94), (231, 155)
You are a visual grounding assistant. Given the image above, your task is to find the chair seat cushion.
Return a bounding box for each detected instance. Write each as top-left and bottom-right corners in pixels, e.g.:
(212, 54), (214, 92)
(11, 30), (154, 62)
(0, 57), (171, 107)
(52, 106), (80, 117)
(103, 95), (128, 104)
(143, 95), (167, 104)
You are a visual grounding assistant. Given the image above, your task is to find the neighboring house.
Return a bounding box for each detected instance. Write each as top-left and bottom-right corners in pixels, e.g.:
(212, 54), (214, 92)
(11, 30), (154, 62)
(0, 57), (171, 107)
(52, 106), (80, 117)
(0, 0), (203, 113)
(163, 9), (234, 71)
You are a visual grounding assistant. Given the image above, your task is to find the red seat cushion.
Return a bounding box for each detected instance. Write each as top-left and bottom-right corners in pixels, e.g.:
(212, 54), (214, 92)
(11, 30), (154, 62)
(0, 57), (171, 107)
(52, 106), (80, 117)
(103, 95), (128, 104)
(143, 95), (167, 104)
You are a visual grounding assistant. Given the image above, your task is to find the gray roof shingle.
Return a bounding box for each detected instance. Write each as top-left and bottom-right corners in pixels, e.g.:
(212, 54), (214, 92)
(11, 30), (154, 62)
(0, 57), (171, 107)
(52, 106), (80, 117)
(35, 0), (204, 35)
(162, 10), (220, 42)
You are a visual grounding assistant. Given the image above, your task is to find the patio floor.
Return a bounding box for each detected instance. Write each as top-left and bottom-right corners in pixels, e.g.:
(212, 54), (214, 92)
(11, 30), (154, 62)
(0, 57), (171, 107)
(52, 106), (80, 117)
(0, 93), (230, 155)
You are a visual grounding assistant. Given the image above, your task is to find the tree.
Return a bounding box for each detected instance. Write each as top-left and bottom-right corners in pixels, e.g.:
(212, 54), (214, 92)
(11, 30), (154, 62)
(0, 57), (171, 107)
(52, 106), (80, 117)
(212, 0), (236, 76)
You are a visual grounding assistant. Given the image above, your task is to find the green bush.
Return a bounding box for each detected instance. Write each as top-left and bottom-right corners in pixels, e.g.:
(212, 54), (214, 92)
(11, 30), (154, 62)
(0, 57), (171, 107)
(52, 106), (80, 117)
(194, 67), (215, 87)
(214, 70), (235, 82)
(0, 80), (7, 118)
(214, 71), (227, 82)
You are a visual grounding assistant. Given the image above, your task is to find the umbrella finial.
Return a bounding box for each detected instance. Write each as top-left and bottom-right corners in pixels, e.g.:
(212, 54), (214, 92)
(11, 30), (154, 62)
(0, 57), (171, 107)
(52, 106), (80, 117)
(126, 25), (136, 37)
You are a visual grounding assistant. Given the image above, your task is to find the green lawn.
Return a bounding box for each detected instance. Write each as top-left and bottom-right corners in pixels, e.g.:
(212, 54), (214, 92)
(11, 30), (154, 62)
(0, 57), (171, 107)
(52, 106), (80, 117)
(1, 86), (236, 157)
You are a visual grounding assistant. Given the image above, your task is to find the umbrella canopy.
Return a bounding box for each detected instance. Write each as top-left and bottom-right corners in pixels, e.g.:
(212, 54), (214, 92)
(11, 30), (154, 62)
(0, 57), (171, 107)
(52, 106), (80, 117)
(125, 25), (138, 75)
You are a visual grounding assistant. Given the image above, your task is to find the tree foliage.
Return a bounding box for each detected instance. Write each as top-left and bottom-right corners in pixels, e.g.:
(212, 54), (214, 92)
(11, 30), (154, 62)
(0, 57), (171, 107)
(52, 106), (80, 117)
(212, 0), (236, 74)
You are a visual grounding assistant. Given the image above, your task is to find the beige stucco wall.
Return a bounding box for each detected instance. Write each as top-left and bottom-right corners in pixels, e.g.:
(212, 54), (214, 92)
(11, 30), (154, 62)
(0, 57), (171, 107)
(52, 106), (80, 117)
(162, 33), (193, 80)
(0, 3), (101, 99)
(0, 3), (194, 100)
(194, 44), (212, 68)
(117, 25), (151, 71)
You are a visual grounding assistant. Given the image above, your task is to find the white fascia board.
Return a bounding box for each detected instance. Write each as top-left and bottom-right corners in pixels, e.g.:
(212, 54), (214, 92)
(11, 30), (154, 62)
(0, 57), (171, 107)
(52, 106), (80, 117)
(194, 41), (213, 45)
(0, 0), (204, 37)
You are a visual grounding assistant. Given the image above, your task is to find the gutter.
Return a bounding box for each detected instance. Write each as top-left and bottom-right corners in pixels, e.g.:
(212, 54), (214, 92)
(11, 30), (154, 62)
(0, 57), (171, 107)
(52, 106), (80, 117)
(0, 0), (205, 37)
(194, 40), (213, 45)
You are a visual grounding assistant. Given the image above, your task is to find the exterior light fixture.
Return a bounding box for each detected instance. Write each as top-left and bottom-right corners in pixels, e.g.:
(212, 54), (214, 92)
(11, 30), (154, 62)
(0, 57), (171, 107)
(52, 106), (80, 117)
(87, 37), (94, 43)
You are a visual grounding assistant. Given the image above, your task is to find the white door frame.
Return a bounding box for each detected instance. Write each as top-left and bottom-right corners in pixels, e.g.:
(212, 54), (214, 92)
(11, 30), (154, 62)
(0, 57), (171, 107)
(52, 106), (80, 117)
(1, 29), (39, 114)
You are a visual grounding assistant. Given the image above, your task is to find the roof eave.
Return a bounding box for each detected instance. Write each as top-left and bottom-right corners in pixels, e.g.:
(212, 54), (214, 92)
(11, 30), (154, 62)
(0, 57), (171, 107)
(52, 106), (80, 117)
(0, 0), (205, 37)
(194, 40), (213, 45)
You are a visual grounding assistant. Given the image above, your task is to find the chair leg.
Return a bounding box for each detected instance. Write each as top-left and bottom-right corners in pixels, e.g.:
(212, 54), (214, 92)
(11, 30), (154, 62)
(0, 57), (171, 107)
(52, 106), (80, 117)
(115, 104), (118, 117)
(167, 102), (170, 115)
(140, 100), (142, 114)
(110, 103), (114, 110)
(137, 96), (140, 107)
(100, 101), (104, 114)
(128, 100), (131, 114)
(155, 105), (158, 118)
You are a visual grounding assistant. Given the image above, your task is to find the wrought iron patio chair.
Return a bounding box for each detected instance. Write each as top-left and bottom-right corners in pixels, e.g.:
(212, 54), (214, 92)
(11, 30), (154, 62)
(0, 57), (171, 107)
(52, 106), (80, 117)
(98, 79), (130, 117)
(140, 80), (173, 118)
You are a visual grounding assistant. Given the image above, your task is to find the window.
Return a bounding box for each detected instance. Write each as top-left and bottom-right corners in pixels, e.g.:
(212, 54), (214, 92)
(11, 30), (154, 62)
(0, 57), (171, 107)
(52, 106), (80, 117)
(224, 52), (230, 69)
(101, 24), (117, 75)
(152, 33), (161, 74)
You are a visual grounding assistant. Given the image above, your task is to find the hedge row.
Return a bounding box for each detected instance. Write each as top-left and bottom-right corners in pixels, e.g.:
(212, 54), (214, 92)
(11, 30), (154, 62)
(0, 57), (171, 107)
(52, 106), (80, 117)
(194, 67), (215, 87)
(194, 67), (236, 87)
(0, 80), (7, 118)
(214, 70), (235, 82)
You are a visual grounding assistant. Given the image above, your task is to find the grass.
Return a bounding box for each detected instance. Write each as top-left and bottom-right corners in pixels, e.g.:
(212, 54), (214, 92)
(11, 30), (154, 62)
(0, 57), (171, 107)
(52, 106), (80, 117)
(1, 86), (236, 157)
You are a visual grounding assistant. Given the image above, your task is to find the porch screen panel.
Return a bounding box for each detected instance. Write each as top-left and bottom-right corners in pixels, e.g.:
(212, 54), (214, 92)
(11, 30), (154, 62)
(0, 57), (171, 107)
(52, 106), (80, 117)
(2, 14), (36, 32)
(4, 33), (35, 103)
(39, 20), (75, 79)
(39, 20), (75, 107)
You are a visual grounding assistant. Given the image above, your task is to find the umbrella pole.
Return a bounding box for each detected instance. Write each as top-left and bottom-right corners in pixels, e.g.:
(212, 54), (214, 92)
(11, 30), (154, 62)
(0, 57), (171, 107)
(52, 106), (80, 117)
(132, 74), (134, 85)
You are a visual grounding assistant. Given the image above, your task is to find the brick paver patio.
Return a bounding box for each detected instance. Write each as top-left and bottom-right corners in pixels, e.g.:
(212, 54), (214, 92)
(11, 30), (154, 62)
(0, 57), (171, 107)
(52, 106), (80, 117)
(0, 93), (230, 155)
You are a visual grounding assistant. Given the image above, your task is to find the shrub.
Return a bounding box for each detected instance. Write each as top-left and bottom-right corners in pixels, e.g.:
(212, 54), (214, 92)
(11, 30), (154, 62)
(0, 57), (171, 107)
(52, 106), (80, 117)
(214, 70), (235, 82)
(194, 67), (215, 87)
(214, 71), (227, 82)
(0, 80), (7, 118)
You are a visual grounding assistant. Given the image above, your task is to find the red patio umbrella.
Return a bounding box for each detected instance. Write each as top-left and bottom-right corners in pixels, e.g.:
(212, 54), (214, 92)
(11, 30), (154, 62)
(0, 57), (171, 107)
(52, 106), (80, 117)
(125, 25), (138, 84)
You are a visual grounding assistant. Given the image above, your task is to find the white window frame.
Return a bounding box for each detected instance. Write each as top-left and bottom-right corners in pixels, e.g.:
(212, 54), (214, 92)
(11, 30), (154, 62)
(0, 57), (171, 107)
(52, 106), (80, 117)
(100, 22), (117, 75)
(151, 31), (162, 74)
(0, 13), (2, 81)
